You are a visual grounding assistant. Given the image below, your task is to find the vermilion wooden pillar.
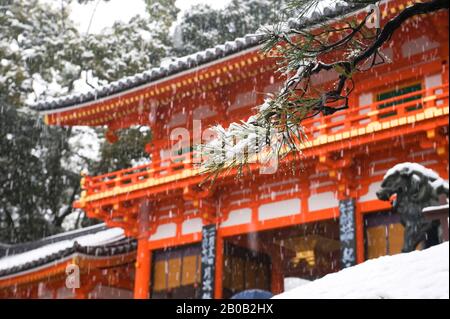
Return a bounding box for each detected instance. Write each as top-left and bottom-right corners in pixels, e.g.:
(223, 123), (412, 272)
(270, 251), (284, 294)
(134, 199), (150, 299)
(75, 288), (89, 299)
(355, 203), (365, 264)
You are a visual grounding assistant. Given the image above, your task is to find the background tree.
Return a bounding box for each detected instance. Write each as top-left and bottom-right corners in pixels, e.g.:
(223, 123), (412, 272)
(0, 0), (93, 243)
(92, 127), (152, 174)
(173, 0), (288, 56)
(0, 0), (83, 105)
(2, 0), (339, 242)
(0, 0), (181, 242)
(0, 101), (84, 242)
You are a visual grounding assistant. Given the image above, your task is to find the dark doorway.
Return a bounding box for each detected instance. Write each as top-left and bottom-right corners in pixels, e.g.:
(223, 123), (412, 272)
(222, 243), (271, 299)
(222, 219), (341, 297)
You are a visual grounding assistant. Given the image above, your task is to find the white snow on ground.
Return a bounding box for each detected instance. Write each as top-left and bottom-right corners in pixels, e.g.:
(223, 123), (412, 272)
(0, 228), (124, 272)
(284, 277), (311, 292)
(275, 242), (449, 299)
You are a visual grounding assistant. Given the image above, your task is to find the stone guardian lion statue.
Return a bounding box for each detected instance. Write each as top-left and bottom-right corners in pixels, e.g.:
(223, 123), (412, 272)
(376, 162), (449, 252)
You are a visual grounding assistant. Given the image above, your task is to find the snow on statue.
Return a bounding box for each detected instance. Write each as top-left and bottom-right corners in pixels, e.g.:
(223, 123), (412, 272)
(376, 162), (449, 252)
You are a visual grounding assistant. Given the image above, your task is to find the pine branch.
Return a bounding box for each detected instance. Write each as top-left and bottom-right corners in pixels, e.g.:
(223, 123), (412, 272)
(199, 0), (448, 179)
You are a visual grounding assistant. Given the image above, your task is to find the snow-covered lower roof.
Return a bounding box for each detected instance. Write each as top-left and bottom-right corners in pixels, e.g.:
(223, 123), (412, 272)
(30, 1), (364, 113)
(274, 242), (449, 299)
(0, 225), (136, 278)
(0, 223), (107, 257)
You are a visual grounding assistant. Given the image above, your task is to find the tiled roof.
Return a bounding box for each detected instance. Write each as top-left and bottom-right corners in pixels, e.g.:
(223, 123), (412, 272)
(31, 1), (364, 112)
(0, 223), (108, 257)
(0, 225), (136, 278)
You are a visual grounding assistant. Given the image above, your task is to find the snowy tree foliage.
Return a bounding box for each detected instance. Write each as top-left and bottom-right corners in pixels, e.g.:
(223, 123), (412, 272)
(81, 17), (170, 84)
(0, 0), (94, 243)
(0, 101), (85, 243)
(80, 0), (177, 83)
(0, 0), (83, 105)
(92, 126), (152, 173)
(0, 0), (325, 242)
(173, 0), (288, 56)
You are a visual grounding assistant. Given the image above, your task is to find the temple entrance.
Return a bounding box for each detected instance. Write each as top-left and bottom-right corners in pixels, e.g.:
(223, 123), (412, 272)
(151, 244), (201, 299)
(222, 242), (272, 298)
(221, 219), (341, 297)
(364, 211), (405, 259)
(364, 209), (446, 260)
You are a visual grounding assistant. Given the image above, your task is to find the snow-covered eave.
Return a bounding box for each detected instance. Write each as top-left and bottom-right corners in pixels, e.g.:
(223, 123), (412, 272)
(0, 223), (108, 257)
(31, 1), (366, 115)
(0, 228), (136, 279)
(37, 44), (263, 116)
(0, 250), (135, 282)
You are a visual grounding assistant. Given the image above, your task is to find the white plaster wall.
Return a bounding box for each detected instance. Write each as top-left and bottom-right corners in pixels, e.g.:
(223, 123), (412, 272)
(193, 105), (217, 120)
(401, 36), (439, 58)
(220, 208), (252, 227)
(359, 181), (383, 202)
(37, 283), (53, 299)
(56, 287), (75, 299)
(149, 223), (177, 241)
(167, 112), (187, 128)
(359, 93), (373, 115)
(258, 198), (301, 221)
(425, 74), (443, 105)
(181, 218), (203, 235)
(425, 73), (442, 89)
(308, 192), (338, 211)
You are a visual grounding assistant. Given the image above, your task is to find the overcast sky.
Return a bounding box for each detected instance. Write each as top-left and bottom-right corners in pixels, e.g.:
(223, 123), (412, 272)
(68, 0), (231, 34)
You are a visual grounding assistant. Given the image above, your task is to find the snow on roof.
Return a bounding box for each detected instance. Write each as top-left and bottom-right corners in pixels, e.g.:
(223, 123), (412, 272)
(0, 227), (125, 273)
(0, 223), (108, 258)
(423, 203), (449, 213)
(31, 1), (364, 112)
(384, 162), (449, 191)
(274, 242), (449, 299)
(36, 222), (106, 242)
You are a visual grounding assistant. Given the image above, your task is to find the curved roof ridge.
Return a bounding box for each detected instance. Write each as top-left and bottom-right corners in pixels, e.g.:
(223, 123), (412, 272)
(31, 1), (363, 112)
(0, 223), (108, 257)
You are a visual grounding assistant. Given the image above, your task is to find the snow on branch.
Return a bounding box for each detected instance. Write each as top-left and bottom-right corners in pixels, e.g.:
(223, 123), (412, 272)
(198, 0), (449, 180)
